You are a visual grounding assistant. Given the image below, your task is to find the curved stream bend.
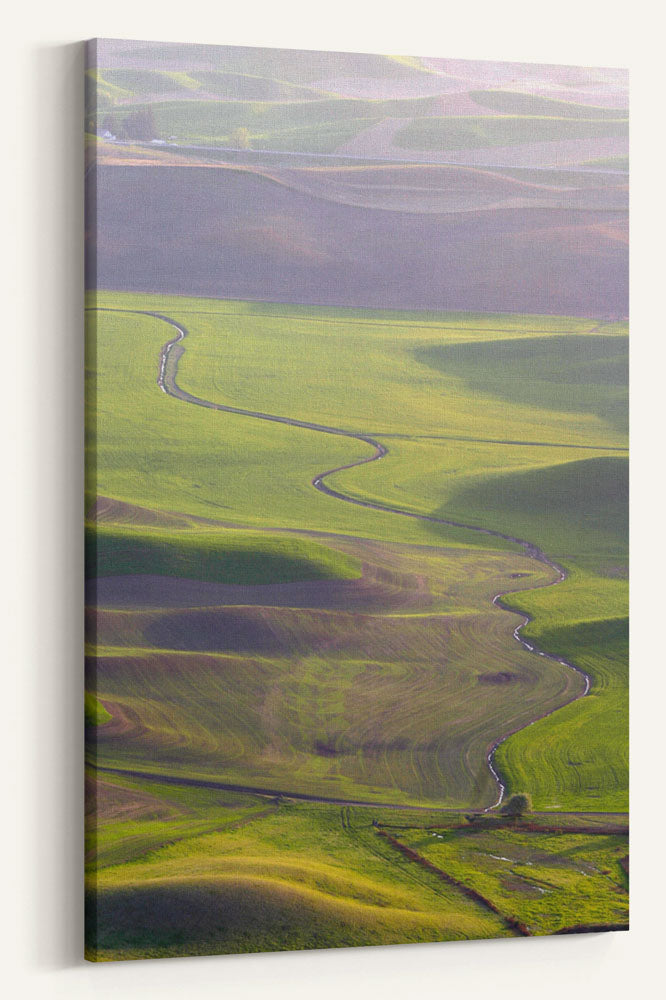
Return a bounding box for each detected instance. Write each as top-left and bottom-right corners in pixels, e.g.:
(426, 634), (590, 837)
(94, 307), (591, 810)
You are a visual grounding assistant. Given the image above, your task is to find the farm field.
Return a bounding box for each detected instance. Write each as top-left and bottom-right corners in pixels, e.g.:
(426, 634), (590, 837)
(86, 291), (628, 951)
(87, 774), (512, 960)
(86, 293), (627, 811)
(88, 539), (573, 809)
(390, 817), (628, 935)
(88, 44), (627, 167)
(89, 164), (628, 316)
(85, 769), (627, 960)
(85, 41), (628, 960)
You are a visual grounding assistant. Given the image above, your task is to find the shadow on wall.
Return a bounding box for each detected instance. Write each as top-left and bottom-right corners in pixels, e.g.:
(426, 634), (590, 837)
(28, 41), (86, 969)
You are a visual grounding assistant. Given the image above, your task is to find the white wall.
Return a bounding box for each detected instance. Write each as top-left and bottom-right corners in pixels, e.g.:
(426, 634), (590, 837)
(3, 2), (663, 997)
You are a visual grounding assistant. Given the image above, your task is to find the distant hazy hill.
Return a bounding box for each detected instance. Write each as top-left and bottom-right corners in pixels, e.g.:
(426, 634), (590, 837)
(87, 39), (628, 168)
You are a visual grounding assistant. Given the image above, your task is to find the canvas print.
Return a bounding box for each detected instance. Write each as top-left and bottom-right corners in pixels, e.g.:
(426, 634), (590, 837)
(84, 38), (628, 961)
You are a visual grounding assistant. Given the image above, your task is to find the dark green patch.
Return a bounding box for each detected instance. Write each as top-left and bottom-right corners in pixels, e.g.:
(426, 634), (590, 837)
(433, 456), (628, 571)
(87, 525), (361, 585)
(413, 335), (628, 432)
(85, 691), (112, 726)
(470, 90), (627, 120)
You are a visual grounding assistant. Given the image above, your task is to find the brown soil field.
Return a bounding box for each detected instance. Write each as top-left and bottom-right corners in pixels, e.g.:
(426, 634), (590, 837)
(88, 560), (432, 613)
(340, 120), (627, 167)
(89, 164), (628, 315)
(413, 137), (628, 169)
(89, 496), (194, 529)
(85, 774), (175, 824)
(258, 163), (627, 214)
(91, 604), (455, 658)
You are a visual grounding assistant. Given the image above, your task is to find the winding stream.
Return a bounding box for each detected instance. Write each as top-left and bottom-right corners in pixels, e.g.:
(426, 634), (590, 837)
(92, 306), (592, 809)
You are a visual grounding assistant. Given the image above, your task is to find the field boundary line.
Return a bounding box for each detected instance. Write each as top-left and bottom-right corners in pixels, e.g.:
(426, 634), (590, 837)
(92, 764), (464, 811)
(375, 830), (530, 936)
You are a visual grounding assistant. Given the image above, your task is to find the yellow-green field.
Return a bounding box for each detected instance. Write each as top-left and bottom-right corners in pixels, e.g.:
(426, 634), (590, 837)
(85, 292), (628, 958)
(89, 537), (577, 808)
(86, 771), (627, 960)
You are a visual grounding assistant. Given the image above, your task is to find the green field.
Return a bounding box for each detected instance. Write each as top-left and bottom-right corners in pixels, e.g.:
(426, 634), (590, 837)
(494, 588), (628, 810)
(90, 523), (362, 584)
(395, 819), (628, 934)
(469, 90), (627, 120)
(86, 52), (627, 160)
(99, 95), (445, 150)
(86, 770), (627, 960)
(86, 291), (628, 957)
(87, 292), (627, 806)
(395, 116), (628, 152)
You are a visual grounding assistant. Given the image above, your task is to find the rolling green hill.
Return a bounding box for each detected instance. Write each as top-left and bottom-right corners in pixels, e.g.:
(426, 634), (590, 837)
(86, 292), (627, 813)
(395, 115), (628, 151)
(89, 523), (361, 584)
(470, 90), (627, 119)
(85, 41), (629, 961)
